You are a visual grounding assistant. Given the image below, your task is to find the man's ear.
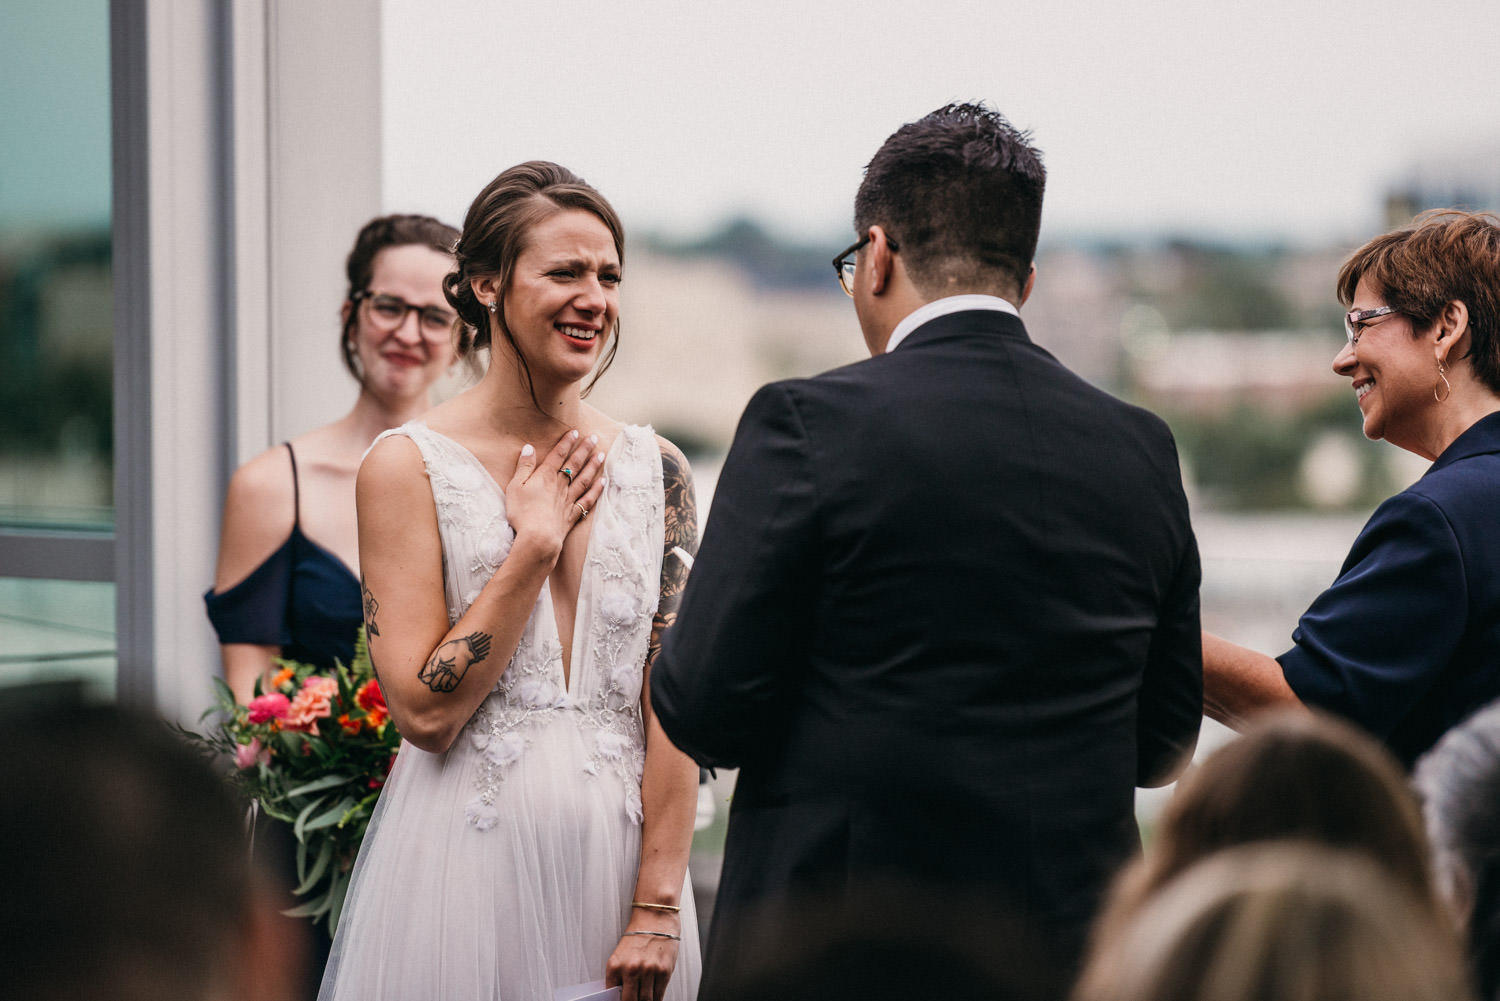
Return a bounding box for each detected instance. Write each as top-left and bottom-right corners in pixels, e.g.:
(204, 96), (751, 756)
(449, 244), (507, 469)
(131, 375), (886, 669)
(1019, 264), (1036, 307)
(866, 225), (896, 296)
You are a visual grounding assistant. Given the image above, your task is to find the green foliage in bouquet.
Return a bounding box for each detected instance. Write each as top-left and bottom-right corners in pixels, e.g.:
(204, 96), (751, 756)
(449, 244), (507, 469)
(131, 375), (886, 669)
(187, 628), (397, 931)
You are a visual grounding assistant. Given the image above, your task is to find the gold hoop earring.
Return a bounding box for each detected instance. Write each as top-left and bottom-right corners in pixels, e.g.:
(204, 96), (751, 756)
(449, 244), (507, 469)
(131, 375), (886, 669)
(1435, 360), (1452, 403)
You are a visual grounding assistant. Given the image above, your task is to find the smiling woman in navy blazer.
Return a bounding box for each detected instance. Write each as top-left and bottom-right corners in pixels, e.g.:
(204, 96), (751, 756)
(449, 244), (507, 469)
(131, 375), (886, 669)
(1206, 210), (1500, 767)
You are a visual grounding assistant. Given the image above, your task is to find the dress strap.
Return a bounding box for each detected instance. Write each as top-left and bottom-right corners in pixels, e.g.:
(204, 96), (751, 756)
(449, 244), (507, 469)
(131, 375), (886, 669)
(283, 441), (301, 528)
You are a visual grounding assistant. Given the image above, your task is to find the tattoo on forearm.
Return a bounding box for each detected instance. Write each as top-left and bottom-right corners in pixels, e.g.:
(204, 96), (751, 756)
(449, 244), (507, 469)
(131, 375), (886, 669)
(361, 573), (381, 637)
(648, 445), (699, 667)
(419, 632), (493, 693)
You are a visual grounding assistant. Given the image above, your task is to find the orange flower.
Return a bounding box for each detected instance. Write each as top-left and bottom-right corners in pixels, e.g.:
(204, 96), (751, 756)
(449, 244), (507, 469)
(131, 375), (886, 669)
(356, 679), (386, 714)
(271, 666), (296, 690)
(284, 676), (339, 732)
(356, 679), (390, 730)
(338, 713), (362, 736)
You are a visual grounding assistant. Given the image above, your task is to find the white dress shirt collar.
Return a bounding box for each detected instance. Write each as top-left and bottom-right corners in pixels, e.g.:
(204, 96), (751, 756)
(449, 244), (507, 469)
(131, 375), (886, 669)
(885, 294), (1020, 353)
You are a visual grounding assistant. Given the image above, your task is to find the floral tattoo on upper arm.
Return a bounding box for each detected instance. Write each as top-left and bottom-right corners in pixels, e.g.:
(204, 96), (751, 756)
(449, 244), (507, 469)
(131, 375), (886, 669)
(361, 573), (380, 638)
(647, 442), (699, 669)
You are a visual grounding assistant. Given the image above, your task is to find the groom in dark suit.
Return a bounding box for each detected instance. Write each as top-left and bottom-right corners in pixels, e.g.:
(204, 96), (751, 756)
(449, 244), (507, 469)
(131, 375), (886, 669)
(651, 103), (1202, 989)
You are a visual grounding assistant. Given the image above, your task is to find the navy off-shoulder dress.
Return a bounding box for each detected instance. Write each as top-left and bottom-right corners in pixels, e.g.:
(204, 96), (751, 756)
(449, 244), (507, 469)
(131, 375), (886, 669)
(204, 443), (363, 669)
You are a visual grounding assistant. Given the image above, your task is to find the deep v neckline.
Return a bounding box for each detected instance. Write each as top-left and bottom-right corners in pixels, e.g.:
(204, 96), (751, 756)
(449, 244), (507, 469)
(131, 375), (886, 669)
(412, 422), (619, 694)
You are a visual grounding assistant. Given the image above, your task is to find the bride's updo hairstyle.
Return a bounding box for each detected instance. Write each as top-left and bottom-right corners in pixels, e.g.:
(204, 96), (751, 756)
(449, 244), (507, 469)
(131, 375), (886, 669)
(445, 160), (625, 401)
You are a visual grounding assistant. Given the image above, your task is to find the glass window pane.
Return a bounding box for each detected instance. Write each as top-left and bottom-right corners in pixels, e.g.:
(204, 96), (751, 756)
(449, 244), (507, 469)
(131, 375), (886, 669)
(0, 577), (115, 699)
(0, 2), (113, 530)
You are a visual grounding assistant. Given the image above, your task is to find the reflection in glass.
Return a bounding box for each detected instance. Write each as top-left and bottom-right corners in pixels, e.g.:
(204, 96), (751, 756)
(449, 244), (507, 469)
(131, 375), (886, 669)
(0, 577), (115, 698)
(0, 2), (113, 529)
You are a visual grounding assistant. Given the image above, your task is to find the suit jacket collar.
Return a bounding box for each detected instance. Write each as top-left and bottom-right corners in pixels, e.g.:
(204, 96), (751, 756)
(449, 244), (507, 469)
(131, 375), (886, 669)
(895, 307), (1033, 352)
(1430, 410), (1500, 472)
(887, 295), (1020, 352)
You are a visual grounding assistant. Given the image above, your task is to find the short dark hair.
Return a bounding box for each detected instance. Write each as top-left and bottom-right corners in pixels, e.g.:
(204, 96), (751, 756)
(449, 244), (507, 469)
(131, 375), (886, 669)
(711, 880), (1066, 1001)
(444, 160), (626, 403)
(853, 102), (1045, 298)
(1102, 710), (1438, 930)
(1338, 209), (1500, 394)
(0, 698), (255, 1000)
(340, 213), (461, 382)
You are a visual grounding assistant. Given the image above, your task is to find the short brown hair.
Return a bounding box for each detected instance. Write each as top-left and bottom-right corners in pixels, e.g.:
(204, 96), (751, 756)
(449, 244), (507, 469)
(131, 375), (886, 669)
(1094, 710), (1439, 946)
(1074, 844), (1471, 1001)
(444, 161), (625, 403)
(1338, 209), (1500, 393)
(340, 213), (461, 382)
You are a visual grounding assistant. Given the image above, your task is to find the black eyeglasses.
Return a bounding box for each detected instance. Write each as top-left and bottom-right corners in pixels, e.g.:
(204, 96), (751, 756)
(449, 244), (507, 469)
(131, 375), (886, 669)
(354, 291), (456, 338)
(832, 233), (900, 296)
(1344, 305), (1398, 347)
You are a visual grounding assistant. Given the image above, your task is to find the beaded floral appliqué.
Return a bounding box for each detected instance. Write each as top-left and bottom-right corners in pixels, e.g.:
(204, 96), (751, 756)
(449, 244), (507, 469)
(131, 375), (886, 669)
(395, 423), (663, 833)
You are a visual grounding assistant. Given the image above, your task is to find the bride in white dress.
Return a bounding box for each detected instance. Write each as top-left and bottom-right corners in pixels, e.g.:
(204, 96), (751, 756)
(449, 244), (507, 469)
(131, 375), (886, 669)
(321, 162), (702, 1001)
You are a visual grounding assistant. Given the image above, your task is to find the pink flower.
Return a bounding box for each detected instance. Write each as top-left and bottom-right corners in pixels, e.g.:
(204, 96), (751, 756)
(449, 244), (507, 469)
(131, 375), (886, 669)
(247, 693), (291, 725)
(234, 737), (270, 770)
(284, 676), (339, 731)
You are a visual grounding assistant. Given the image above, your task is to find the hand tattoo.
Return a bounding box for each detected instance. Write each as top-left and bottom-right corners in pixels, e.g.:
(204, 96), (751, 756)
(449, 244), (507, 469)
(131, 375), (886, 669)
(360, 573), (380, 638)
(419, 632), (493, 693)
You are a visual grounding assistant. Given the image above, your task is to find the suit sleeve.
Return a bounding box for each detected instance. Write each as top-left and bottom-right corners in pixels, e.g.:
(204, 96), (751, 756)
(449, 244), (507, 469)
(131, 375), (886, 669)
(1278, 491), (1465, 738)
(1136, 494), (1204, 788)
(650, 382), (819, 770)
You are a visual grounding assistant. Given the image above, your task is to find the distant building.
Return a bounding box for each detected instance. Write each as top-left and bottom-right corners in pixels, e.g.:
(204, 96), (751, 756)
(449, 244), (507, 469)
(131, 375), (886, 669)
(1385, 141), (1500, 227)
(1126, 330), (1344, 418)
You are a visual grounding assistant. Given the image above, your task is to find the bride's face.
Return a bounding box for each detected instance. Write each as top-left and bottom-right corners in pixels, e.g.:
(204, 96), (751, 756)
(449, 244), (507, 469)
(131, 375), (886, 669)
(496, 210), (620, 388)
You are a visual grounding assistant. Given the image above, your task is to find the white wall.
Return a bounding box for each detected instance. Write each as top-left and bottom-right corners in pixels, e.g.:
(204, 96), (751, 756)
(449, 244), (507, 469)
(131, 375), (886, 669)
(113, 0), (382, 719)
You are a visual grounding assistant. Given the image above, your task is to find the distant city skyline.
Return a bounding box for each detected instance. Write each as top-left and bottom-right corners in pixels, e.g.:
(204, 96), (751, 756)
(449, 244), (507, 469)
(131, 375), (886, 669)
(382, 0), (1500, 248)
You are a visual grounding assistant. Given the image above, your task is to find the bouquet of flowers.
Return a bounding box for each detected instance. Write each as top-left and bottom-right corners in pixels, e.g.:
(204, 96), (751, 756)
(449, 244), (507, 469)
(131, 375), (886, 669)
(187, 627), (398, 931)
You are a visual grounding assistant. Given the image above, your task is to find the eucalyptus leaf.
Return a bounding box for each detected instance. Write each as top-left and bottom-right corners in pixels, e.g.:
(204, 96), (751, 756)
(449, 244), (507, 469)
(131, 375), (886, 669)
(294, 838), (334, 896)
(329, 871), (352, 932)
(283, 884), (333, 919)
(293, 795), (327, 841)
(286, 773), (353, 798)
(303, 797), (357, 832)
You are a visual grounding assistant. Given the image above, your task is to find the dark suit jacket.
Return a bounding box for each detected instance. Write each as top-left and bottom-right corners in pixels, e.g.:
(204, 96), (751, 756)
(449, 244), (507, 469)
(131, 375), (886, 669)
(652, 309), (1202, 983)
(1280, 411), (1500, 767)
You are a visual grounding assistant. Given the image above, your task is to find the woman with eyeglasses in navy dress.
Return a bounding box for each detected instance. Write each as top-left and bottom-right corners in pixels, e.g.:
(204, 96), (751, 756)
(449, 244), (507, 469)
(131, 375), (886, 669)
(207, 214), (461, 702)
(1204, 210), (1500, 769)
(204, 213), (459, 998)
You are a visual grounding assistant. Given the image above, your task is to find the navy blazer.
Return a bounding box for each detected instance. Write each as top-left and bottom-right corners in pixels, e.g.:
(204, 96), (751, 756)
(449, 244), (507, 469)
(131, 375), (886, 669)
(652, 309), (1202, 983)
(1280, 411), (1500, 767)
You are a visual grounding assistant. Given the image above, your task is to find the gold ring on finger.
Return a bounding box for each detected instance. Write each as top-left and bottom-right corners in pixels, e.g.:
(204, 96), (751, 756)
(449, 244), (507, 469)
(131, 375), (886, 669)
(559, 467), (574, 484)
(574, 502), (589, 519)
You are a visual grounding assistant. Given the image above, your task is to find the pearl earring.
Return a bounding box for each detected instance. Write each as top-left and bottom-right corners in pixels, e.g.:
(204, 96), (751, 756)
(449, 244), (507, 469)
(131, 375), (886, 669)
(487, 301), (497, 314)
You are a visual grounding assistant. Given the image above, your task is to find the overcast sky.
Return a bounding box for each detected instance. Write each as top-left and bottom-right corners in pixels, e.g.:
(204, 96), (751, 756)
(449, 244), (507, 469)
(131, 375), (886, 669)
(382, 0), (1500, 248)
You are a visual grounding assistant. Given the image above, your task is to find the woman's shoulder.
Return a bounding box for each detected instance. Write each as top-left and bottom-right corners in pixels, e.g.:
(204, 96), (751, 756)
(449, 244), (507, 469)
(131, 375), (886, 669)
(226, 443), (296, 518)
(214, 444), (297, 591)
(359, 428), (428, 485)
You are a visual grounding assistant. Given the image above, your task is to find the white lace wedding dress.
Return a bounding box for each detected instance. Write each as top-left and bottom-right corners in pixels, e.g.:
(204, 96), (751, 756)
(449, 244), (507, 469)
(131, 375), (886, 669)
(319, 422), (701, 1000)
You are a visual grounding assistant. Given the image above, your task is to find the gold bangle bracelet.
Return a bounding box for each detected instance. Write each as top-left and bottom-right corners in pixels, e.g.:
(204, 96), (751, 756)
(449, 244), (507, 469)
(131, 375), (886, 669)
(631, 901), (681, 913)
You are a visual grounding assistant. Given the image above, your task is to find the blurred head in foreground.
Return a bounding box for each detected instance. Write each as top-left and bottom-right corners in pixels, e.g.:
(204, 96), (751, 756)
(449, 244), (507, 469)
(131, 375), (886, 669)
(1104, 709), (1437, 932)
(1415, 695), (1500, 999)
(1073, 842), (1472, 1001)
(710, 879), (1066, 1001)
(0, 693), (295, 1001)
